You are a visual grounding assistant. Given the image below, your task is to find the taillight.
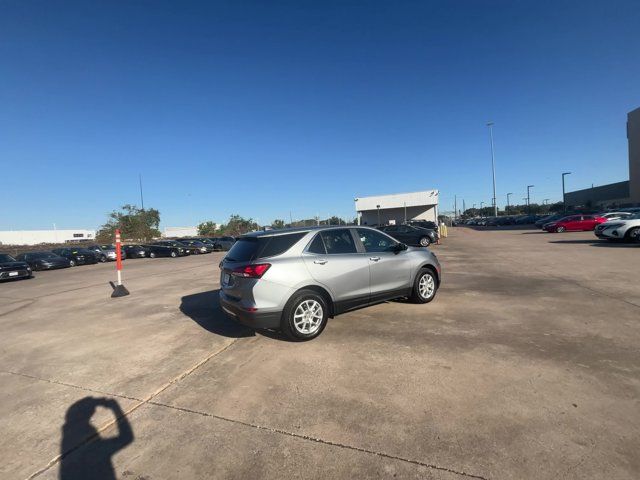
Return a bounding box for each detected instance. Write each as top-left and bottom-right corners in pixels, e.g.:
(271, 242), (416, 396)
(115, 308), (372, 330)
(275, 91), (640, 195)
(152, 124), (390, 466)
(231, 263), (271, 278)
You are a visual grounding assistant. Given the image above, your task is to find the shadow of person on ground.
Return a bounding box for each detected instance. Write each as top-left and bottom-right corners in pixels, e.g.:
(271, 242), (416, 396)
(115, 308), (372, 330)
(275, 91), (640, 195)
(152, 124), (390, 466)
(180, 289), (256, 338)
(60, 397), (134, 480)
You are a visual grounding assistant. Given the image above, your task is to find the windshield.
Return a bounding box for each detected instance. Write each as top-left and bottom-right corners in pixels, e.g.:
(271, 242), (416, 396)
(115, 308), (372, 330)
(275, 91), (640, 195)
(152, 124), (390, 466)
(0, 254), (17, 262)
(100, 244), (115, 249)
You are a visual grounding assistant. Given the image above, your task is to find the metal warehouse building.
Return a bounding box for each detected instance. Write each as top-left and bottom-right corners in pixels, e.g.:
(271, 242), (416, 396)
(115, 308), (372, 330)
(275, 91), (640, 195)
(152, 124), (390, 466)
(0, 229), (96, 246)
(355, 190), (439, 226)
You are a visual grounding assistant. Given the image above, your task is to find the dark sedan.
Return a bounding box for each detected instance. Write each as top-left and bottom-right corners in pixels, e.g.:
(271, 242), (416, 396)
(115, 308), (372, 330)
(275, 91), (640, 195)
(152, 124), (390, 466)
(178, 239), (213, 253)
(143, 244), (185, 258)
(15, 251), (72, 270)
(51, 248), (99, 266)
(154, 240), (194, 255)
(122, 244), (150, 258)
(377, 224), (438, 247)
(0, 253), (32, 281)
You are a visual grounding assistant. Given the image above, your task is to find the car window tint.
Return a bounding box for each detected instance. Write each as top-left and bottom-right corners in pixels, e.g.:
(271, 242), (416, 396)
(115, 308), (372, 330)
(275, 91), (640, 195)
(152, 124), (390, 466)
(225, 238), (261, 262)
(258, 233), (306, 258)
(320, 229), (357, 254)
(357, 229), (396, 253)
(307, 233), (326, 254)
(398, 225), (409, 232)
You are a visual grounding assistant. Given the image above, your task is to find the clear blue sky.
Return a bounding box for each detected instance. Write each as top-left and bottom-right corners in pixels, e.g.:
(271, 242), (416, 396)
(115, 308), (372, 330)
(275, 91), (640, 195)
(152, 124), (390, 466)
(1, 1), (639, 229)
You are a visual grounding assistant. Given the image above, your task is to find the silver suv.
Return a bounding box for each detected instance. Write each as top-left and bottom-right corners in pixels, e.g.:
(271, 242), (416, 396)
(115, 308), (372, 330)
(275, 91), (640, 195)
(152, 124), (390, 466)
(219, 226), (441, 340)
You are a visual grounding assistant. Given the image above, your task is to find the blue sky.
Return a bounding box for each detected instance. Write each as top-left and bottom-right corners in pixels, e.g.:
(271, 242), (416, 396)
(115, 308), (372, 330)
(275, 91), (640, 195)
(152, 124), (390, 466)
(1, 1), (639, 229)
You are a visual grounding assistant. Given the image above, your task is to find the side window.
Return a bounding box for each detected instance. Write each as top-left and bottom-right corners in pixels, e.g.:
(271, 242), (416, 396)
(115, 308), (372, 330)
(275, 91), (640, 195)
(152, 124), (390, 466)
(320, 229), (357, 254)
(356, 229), (397, 253)
(397, 225), (409, 233)
(258, 233), (306, 258)
(307, 234), (326, 254)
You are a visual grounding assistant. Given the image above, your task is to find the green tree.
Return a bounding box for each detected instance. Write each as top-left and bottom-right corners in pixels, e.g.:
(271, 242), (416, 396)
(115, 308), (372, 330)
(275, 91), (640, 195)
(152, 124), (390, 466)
(96, 205), (160, 243)
(197, 221), (218, 236)
(271, 219), (286, 229)
(220, 214), (258, 236)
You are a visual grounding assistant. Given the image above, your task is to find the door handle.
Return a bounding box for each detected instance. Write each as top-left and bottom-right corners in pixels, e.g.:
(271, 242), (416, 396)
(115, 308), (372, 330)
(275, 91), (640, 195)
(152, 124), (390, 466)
(314, 259), (328, 265)
(369, 256), (381, 262)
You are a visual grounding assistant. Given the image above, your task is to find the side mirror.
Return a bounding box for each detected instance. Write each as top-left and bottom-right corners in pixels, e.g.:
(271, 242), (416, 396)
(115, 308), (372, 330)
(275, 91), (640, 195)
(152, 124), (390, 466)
(393, 243), (408, 253)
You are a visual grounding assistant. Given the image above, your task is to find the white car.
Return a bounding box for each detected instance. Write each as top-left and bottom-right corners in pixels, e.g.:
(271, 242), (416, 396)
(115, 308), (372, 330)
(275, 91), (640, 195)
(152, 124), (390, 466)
(594, 213), (640, 241)
(600, 212), (633, 221)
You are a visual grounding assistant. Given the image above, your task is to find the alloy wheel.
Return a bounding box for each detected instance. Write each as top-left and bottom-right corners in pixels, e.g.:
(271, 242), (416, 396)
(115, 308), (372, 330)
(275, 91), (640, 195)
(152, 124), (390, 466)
(293, 299), (324, 335)
(419, 273), (435, 299)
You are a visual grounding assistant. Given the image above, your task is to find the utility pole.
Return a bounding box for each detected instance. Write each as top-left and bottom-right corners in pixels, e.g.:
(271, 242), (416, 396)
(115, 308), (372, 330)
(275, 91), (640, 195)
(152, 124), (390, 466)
(506, 193), (513, 214)
(454, 196), (457, 220)
(527, 185), (534, 214)
(463, 199), (466, 215)
(139, 174), (145, 210)
(487, 122), (498, 216)
(562, 172), (571, 213)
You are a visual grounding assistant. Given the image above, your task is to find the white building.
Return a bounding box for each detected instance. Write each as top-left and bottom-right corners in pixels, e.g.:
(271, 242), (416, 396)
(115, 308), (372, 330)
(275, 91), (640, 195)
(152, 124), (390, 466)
(355, 190), (439, 226)
(0, 229), (96, 246)
(162, 226), (198, 238)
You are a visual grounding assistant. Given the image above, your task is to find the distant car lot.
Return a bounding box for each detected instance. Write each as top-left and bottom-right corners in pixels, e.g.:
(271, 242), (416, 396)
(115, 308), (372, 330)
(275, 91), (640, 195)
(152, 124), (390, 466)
(1, 228), (638, 479)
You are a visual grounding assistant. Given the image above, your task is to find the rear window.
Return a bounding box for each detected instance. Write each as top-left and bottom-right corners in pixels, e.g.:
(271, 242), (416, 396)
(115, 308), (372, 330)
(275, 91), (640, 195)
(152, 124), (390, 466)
(225, 233), (306, 261)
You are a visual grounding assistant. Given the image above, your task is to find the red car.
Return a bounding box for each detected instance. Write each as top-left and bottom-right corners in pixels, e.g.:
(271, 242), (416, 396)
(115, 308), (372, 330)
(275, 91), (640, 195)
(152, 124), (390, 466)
(543, 214), (607, 233)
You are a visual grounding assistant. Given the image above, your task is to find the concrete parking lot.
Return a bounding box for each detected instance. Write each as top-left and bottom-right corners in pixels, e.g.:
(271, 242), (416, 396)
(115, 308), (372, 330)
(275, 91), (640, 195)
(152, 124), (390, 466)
(1, 229), (639, 480)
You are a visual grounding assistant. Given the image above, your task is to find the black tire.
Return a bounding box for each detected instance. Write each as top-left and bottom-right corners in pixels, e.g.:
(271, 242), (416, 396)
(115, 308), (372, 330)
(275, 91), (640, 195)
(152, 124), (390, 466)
(170, 251), (177, 258)
(419, 236), (431, 247)
(69, 260), (76, 267)
(281, 289), (329, 341)
(556, 226), (566, 233)
(625, 227), (640, 242)
(99, 255), (107, 263)
(409, 268), (438, 304)
(149, 252), (156, 258)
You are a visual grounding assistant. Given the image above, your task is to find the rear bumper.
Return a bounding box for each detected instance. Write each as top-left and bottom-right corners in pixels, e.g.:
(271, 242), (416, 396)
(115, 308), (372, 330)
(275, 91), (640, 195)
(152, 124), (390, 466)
(219, 291), (282, 329)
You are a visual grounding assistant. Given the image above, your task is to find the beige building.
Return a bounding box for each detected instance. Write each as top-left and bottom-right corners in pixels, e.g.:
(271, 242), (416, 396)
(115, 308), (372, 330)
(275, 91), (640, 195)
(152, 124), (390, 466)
(355, 190), (439, 225)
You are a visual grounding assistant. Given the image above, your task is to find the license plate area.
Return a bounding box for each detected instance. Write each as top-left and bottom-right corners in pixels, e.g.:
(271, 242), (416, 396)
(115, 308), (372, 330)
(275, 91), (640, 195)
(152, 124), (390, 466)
(9, 271), (18, 277)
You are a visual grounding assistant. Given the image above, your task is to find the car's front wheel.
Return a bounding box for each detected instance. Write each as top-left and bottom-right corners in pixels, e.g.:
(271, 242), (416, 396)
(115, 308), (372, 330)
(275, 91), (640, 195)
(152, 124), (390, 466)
(625, 227), (639, 242)
(556, 226), (566, 233)
(69, 260), (76, 267)
(170, 251), (178, 258)
(98, 255), (107, 263)
(281, 290), (329, 341)
(419, 236), (431, 247)
(149, 252), (156, 258)
(410, 268), (438, 303)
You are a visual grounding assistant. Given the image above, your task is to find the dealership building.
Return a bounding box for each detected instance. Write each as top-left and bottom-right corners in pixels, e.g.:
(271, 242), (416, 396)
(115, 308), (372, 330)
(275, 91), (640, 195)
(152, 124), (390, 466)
(0, 229), (96, 246)
(355, 190), (439, 226)
(565, 107), (640, 208)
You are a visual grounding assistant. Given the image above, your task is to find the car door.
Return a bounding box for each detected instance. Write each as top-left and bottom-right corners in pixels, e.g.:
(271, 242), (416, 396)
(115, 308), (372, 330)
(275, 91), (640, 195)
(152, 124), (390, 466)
(302, 228), (371, 313)
(564, 216), (580, 230)
(581, 215), (596, 230)
(355, 228), (412, 302)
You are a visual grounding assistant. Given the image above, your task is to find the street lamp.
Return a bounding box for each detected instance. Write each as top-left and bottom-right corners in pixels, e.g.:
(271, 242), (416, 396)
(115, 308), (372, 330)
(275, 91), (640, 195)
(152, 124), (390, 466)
(487, 122), (498, 216)
(506, 193), (513, 214)
(562, 172), (572, 213)
(376, 205), (381, 226)
(527, 185), (534, 214)
(480, 201), (484, 216)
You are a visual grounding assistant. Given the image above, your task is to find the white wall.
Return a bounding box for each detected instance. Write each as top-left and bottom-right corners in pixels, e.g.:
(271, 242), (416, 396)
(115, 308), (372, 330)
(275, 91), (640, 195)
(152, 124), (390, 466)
(359, 205), (437, 226)
(0, 230), (96, 246)
(162, 226), (198, 238)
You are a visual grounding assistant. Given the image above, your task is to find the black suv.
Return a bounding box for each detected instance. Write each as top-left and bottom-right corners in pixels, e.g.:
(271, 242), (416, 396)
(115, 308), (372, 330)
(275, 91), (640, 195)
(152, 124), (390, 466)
(51, 248), (99, 266)
(377, 224), (438, 247)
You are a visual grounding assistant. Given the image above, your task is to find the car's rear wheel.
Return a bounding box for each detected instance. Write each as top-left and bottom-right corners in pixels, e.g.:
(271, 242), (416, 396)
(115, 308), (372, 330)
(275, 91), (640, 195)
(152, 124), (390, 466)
(69, 260), (76, 267)
(170, 251), (177, 258)
(419, 236), (431, 247)
(410, 268), (438, 303)
(626, 227), (640, 242)
(556, 226), (566, 233)
(149, 252), (156, 258)
(281, 290), (329, 341)
(99, 255), (107, 263)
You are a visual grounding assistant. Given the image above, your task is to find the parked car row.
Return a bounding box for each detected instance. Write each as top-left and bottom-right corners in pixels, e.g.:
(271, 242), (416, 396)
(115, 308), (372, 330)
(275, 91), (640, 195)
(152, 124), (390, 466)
(1, 236), (237, 282)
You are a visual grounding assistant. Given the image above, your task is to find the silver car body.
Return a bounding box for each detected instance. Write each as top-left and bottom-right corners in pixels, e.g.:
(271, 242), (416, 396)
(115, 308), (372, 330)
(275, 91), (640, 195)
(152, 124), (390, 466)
(219, 226), (441, 330)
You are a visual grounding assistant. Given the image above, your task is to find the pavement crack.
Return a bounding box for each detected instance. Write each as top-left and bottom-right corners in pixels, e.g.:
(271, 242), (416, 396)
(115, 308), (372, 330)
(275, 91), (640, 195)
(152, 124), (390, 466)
(144, 400), (489, 480)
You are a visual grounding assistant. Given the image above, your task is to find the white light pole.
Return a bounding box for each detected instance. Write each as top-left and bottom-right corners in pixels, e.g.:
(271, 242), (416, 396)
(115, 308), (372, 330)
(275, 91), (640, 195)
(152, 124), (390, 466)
(562, 172), (572, 213)
(506, 193), (513, 214)
(487, 122), (498, 216)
